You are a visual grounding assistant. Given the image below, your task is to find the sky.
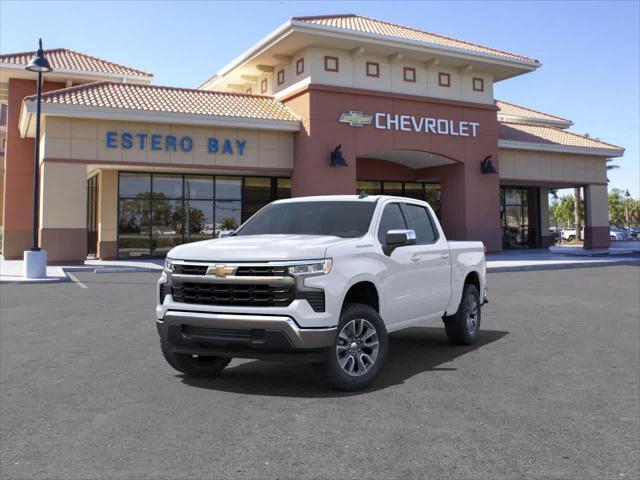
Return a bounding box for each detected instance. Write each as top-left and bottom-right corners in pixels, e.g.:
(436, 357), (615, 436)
(1, 0), (638, 197)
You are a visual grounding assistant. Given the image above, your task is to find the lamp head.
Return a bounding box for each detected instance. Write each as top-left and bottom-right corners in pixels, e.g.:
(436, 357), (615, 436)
(330, 144), (348, 167)
(480, 155), (497, 174)
(26, 39), (53, 73)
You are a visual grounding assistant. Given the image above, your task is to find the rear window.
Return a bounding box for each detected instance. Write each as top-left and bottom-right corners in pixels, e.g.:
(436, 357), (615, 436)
(236, 201), (376, 238)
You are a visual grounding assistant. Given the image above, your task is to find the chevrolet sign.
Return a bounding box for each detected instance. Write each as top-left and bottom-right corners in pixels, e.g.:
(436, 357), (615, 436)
(339, 111), (480, 137)
(338, 111), (374, 127)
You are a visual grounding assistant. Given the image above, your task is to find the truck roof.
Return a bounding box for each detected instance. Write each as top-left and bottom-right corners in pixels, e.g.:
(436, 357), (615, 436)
(273, 195), (418, 203)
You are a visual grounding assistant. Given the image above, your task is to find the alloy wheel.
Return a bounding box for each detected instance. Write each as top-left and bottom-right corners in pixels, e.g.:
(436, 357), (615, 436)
(336, 318), (379, 376)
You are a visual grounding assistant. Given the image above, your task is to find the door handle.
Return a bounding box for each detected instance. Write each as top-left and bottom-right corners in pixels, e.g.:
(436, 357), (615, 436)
(440, 252), (450, 259)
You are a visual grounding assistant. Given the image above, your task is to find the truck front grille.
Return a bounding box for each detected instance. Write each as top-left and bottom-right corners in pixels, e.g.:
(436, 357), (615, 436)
(172, 283), (294, 307)
(235, 266), (288, 276)
(172, 264), (288, 276)
(172, 264), (208, 275)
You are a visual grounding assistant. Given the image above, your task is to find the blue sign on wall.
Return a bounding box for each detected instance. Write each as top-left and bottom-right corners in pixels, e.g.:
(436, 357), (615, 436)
(106, 132), (247, 155)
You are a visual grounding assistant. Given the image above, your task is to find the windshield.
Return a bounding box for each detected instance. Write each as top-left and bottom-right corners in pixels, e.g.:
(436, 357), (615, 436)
(236, 201), (376, 238)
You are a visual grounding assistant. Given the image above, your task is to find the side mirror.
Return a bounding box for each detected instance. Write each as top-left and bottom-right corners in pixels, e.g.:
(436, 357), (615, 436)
(384, 229), (416, 255)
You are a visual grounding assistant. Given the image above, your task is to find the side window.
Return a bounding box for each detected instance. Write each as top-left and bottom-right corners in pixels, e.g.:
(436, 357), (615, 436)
(377, 203), (406, 244)
(403, 204), (437, 244)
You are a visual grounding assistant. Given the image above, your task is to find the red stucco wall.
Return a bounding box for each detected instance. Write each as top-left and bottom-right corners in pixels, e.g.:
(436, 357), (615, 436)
(283, 84), (502, 252)
(2, 78), (66, 259)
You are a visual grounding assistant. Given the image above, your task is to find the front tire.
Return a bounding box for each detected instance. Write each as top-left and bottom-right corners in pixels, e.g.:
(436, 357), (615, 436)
(444, 284), (481, 345)
(161, 342), (231, 377)
(324, 303), (388, 391)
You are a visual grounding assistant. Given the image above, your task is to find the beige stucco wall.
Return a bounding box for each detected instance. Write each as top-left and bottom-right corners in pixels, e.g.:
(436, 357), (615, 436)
(272, 46), (494, 104)
(585, 184), (609, 228)
(499, 149), (607, 184)
(98, 169), (118, 243)
(39, 161), (86, 229)
(42, 117), (294, 170)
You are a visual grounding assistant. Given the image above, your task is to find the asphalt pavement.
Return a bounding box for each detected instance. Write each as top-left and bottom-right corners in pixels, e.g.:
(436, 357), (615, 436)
(1, 266), (638, 479)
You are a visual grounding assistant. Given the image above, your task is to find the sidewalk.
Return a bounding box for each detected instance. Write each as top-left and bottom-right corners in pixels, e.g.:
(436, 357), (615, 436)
(1, 250), (638, 283)
(486, 249), (639, 272)
(0, 257), (163, 284)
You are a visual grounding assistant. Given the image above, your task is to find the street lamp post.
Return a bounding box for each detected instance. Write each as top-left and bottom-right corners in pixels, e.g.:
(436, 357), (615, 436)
(625, 189), (631, 230)
(552, 191), (559, 244)
(23, 39), (52, 279)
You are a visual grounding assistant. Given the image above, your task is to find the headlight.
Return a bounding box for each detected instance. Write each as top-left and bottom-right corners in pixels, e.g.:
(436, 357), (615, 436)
(288, 259), (332, 276)
(164, 258), (175, 272)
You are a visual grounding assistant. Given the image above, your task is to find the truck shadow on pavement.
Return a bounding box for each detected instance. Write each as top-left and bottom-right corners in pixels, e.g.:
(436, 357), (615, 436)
(180, 327), (508, 397)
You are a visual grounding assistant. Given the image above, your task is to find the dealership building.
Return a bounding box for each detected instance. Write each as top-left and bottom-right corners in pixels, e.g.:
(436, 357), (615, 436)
(0, 14), (624, 261)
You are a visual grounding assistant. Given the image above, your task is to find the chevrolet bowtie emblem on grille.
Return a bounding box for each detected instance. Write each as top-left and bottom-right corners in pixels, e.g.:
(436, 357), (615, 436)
(339, 111), (373, 127)
(207, 264), (237, 277)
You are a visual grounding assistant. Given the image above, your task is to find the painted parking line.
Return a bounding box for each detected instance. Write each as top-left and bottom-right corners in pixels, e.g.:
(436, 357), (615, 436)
(66, 272), (88, 289)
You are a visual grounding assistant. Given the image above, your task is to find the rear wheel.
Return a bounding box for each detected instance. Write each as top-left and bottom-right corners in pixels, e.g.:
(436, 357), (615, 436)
(444, 284), (481, 345)
(324, 303), (388, 391)
(161, 343), (231, 377)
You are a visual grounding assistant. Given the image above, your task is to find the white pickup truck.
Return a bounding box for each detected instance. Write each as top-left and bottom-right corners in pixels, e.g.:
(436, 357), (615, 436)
(157, 195), (487, 390)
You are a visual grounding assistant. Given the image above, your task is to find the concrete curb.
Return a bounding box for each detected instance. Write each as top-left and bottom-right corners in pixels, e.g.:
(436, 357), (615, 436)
(488, 259), (640, 273)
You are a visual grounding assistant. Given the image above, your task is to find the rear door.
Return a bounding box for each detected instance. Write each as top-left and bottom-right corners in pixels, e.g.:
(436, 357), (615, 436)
(401, 202), (452, 314)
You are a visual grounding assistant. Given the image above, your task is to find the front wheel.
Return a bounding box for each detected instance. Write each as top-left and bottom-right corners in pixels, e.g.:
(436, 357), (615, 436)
(161, 342), (231, 377)
(324, 303), (388, 391)
(444, 284), (481, 345)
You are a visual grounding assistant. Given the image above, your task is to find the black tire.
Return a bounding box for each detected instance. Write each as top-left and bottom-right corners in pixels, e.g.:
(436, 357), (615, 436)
(324, 303), (388, 391)
(161, 342), (231, 377)
(567, 235), (575, 242)
(444, 284), (481, 345)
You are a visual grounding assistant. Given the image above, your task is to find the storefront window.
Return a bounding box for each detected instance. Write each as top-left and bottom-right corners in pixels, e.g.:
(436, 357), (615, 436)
(152, 198), (184, 255)
(356, 181), (382, 195)
(243, 177), (272, 220)
(119, 173), (151, 197)
(117, 173), (288, 258)
(216, 176), (241, 200)
(185, 176), (214, 199)
(276, 178), (291, 199)
(216, 201), (242, 235)
(186, 199), (214, 242)
(383, 182), (403, 197)
(118, 197), (151, 257)
(403, 182), (424, 200)
(356, 180), (440, 218)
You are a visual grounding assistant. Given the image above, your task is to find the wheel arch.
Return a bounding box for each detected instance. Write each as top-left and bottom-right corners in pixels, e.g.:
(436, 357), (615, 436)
(341, 280), (380, 313)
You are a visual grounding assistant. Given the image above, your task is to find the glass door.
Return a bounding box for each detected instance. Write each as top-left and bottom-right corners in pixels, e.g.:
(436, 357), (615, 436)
(86, 175), (99, 257)
(501, 186), (540, 248)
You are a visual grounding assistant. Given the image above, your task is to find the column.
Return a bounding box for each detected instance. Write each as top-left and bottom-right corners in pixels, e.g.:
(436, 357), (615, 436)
(539, 187), (552, 247)
(2, 78), (66, 258)
(98, 170), (118, 259)
(39, 161), (87, 261)
(584, 184), (610, 249)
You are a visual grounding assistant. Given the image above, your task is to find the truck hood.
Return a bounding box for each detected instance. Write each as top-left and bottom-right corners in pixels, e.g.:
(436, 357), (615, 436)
(167, 234), (347, 262)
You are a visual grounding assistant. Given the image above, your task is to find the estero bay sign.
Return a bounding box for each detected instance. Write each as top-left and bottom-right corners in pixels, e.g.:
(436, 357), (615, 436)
(339, 111), (480, 137)
(105, 131), (248, 155)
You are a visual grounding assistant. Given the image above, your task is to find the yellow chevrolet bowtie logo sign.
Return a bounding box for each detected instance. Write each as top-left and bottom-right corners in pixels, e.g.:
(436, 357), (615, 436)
(339, 111), (373, 127)
(206, 264), (237, 277)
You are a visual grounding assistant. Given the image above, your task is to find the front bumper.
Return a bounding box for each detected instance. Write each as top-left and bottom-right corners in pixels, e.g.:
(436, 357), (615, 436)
(158, 310), (336, 358)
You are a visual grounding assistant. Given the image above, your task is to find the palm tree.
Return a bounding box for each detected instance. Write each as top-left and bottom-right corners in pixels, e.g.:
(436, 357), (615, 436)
(574, 187), (581, 241)
(606, 158), (619, 182)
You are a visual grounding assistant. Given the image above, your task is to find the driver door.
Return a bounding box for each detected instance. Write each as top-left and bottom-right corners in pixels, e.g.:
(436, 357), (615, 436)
(376, 202), (422, 328)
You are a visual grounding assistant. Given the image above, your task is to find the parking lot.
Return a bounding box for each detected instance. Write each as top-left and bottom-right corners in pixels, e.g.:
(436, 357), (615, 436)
(1, 266), (638, 479)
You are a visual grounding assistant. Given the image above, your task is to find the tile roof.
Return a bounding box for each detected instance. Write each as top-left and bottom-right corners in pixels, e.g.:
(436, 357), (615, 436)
(293, 14), (538, 64)
(499, 122), (624, 154)
(496, 100), (571, 127)
(26, 81), (299, 122)
(0, 48), (152, 78)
